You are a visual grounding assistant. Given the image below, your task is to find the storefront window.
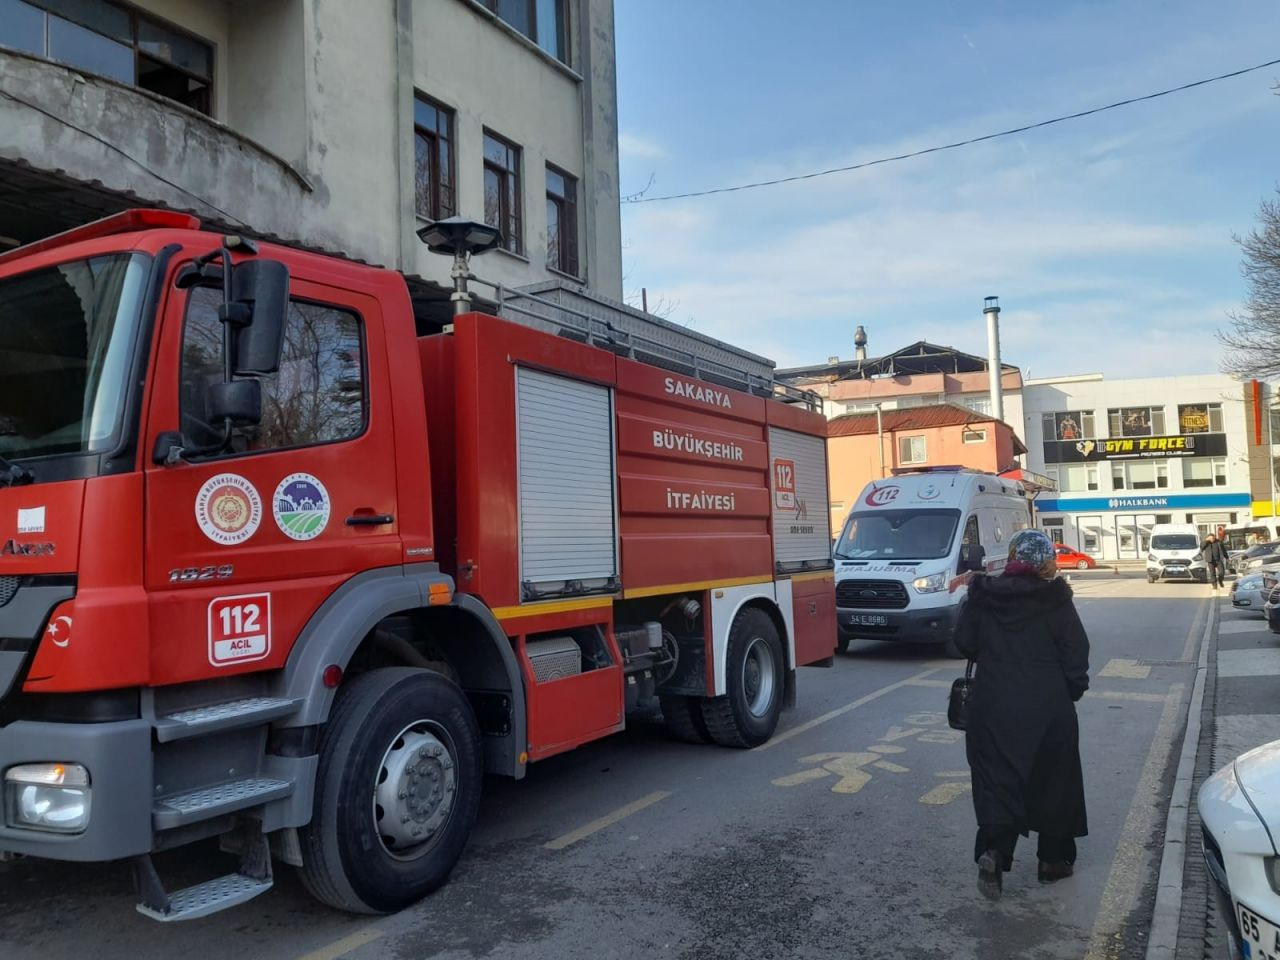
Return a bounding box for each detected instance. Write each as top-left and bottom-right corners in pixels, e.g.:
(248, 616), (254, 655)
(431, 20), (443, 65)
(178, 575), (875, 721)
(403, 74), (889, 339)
(1179, 403), (1223, 434)
(1183, 457), (1227, 488)
(1042, 410), (1096, 441)
(1108, 406), (1166, 437)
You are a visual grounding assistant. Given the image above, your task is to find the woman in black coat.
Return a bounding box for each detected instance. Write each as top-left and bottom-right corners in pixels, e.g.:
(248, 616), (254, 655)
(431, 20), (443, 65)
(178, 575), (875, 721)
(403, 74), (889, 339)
(954, 528), (1090, 901)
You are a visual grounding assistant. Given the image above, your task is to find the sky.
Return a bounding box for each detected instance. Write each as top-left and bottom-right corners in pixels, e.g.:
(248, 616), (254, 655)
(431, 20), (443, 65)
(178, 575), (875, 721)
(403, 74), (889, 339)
(612, 0), (1280, 381)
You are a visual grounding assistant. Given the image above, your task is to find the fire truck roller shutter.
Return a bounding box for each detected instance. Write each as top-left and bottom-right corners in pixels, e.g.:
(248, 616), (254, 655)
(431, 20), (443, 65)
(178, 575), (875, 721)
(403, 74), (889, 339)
(515, 367), (618, 598)
(768, 427), (833, 569)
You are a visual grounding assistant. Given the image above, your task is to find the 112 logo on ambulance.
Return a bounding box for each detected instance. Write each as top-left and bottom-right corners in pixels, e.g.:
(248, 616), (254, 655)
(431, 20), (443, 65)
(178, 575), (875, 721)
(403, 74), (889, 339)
(774, 458), (797, 509)
(208, 593), (272, 667)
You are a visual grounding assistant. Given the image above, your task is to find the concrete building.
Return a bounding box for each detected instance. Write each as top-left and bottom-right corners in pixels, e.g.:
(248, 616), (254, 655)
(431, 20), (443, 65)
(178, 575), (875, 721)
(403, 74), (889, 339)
(1023, 373), (1253, 559)
(0, 0), (622, 324)
(776, 339), (1027, 437)
(826, 403), (1028, 533)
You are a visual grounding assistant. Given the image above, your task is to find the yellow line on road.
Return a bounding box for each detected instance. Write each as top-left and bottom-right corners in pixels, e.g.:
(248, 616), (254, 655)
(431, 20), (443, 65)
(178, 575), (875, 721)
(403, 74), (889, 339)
(544, 791), (671, 851)
(1085, 690), (1174, 703)
(904, 678), (953, 689)
(293, 929), (384, 960)
(1084, 682), (1186, 960)
(1099, 658), (1152, 679)
(755, 668), (942, 752)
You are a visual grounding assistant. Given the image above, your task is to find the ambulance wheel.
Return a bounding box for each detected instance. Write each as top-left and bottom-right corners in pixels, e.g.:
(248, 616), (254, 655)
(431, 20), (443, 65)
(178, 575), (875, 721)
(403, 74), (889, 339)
(300, 667), (482, 914)
(700, 608), (784, 748)
(660, 696), (712, 744)
(837, 634), (851, 654)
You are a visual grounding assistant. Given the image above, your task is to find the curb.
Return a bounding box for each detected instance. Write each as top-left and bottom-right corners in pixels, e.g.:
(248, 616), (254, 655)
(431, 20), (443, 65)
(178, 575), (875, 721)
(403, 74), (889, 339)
(1145, 595), (1217, 960)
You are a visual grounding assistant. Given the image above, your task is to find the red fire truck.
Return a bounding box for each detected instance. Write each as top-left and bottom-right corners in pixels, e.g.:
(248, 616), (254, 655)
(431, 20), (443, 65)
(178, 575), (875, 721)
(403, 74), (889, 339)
(0, 210), (835, 920)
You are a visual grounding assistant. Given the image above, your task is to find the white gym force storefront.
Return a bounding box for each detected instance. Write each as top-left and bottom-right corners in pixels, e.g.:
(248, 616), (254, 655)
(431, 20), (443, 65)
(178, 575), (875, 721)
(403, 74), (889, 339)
(1022, 374), (1253, 561)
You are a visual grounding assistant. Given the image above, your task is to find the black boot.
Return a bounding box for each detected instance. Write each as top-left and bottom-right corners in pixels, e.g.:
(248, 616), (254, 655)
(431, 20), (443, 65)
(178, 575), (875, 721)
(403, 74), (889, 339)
(978, 849), (1003, 900)
(1038, 860), (1073, 883)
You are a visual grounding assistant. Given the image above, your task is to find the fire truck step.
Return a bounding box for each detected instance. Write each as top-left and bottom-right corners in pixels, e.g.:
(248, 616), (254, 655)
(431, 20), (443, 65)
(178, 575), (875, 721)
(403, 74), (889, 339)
(135, 871), (273, 922)
(153, 778), (294, 830)
(154, 697), (303, 742)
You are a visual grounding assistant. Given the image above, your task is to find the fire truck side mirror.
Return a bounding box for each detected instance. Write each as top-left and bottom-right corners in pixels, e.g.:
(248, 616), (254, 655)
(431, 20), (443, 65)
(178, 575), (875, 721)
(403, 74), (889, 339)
(207, 379), (263, 426)
(230, 259), (289, 376)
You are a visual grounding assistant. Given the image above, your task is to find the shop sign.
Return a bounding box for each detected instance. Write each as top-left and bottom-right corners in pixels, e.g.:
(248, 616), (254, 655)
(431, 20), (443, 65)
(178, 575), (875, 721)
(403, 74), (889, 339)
(1043, 432), (1226, 463)
(1178, 405), (1211, 434)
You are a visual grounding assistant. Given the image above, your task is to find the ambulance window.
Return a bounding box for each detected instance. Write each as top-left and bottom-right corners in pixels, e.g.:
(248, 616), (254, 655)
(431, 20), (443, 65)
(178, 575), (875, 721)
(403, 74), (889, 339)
(180, 286), (367, 454)
(961, 515), (979, 546)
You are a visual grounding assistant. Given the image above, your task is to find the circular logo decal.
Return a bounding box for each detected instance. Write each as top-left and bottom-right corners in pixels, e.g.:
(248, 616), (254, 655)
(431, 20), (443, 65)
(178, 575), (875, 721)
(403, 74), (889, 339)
(918, 483), (941, 501)
(196, 474), (263, 545)
(865, 485), (901, 507)
(273, 473), (331, 541)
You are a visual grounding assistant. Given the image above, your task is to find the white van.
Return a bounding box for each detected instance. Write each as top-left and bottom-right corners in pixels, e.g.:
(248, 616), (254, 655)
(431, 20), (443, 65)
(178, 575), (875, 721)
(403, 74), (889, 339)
(833, 468), (1030, 657)
(1146, 523), (1208, 584)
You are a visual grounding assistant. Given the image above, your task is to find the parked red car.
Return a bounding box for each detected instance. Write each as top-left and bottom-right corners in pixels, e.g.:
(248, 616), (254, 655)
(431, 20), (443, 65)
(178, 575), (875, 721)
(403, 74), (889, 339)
(1054, 544), (1097, 570)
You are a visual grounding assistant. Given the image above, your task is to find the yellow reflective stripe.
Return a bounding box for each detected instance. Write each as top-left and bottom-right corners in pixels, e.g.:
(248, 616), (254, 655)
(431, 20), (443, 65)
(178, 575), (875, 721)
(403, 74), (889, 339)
(785, 571), (835, 584)
(622, 576), (773, 600)
(490, 597), (615, 621)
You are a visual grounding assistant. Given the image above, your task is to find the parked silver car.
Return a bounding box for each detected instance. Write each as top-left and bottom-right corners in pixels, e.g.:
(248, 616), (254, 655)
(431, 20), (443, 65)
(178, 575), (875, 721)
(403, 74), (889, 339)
(1231, 572), (1276, 614)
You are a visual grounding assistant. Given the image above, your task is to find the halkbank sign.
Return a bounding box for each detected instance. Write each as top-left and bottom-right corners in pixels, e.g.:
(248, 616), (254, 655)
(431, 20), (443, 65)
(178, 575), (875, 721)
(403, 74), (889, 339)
(1034, 492), (1251, 513)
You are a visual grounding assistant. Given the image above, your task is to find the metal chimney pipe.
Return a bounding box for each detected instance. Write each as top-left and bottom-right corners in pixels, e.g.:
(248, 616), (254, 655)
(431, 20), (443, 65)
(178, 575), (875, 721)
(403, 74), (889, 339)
(854, 325), (868, 362)
(984, 297), (1003, 422)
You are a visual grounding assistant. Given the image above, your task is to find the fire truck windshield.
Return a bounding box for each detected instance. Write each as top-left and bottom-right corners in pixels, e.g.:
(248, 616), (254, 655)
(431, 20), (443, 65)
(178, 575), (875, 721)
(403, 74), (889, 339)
(0, 253), (150, 465)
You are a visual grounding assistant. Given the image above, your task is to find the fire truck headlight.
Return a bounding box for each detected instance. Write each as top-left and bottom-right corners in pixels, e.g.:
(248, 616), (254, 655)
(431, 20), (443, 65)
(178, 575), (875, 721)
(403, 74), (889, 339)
(4, 763), (91, 833)
(912, 573), (947, 594)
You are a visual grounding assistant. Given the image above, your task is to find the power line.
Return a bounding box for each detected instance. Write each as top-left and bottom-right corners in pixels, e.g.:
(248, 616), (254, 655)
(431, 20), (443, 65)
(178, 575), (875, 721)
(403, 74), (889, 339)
(621, 56), (1280, 204)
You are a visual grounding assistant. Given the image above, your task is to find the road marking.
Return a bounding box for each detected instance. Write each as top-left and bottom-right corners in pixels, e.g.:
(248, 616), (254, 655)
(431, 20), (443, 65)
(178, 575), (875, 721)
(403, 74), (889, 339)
(905, 678), (953, 689)
(1085, 690), (1173, 703)
(872, 760), (910, 773)
(773, 750), (909, 794)
(1099, 658), (1152, 679)
(543, 791), (671, 851)
(1084, 682), (1185, 959)
(1181, 598), (1209, 662)
(919, 771), (971, 806)
(293, 929), (384, 960)
(755, 668), (941, 751)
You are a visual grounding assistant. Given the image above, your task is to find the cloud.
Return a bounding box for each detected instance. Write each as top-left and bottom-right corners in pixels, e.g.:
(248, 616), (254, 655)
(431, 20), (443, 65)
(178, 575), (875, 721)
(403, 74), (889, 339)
(618, 132), (668, 161)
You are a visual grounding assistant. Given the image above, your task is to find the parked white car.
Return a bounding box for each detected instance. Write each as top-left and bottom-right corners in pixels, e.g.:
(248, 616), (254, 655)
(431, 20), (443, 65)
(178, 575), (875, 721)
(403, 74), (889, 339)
(1232, 573), (1276, 614)
(1199, 741), (1280, 960)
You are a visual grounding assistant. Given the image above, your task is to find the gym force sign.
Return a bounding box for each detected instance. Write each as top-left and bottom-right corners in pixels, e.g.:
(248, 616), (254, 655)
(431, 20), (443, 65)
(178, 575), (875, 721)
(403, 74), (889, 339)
(1043, 432), (1227, 463)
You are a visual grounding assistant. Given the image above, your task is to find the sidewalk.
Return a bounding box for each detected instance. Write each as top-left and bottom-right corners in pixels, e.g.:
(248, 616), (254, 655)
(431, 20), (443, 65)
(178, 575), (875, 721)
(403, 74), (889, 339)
(1169, 589), (1280, 959)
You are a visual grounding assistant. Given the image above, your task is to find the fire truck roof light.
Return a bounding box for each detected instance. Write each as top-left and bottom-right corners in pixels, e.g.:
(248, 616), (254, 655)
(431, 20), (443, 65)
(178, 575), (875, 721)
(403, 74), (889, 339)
(0, 209), (203, 267)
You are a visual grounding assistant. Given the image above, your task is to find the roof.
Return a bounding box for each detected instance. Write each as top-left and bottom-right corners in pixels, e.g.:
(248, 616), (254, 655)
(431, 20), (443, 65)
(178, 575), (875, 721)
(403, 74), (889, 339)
(827, 403), (1028, 455)
(776, 340), (1020, 382)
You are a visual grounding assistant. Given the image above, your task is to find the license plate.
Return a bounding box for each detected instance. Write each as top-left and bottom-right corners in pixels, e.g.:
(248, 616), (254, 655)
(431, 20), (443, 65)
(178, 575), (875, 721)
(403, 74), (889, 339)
(1168, 565), (1187, 573)
(848, 614), (888, 627)
(1238, 902), (1280, 959)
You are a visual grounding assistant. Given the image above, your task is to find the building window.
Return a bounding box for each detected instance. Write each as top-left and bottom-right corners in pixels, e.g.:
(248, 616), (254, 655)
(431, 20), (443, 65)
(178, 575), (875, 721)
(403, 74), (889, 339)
(180, 287), (366, 454)
(480, 0), (568, 63)
(413, 94), (455, 220)
(1111, 460), (1169, 490)
(962, 429), (987, 444)
(545, 164), (579, 276)
(843, 402), (877, 414)
(1108, 406), (1166, 438)
(896, 395), (943, 409)
(483, 130), (523, 255)
(1183, 458), (1228, 488)
(959, 395), (992, 416)
(1043, 411), (1097, 441)
(1, 0), (214, 114)
(898, 435), (926, 464)
(1054, 464), (1098, 492)
(1178, 403), (1223, 434)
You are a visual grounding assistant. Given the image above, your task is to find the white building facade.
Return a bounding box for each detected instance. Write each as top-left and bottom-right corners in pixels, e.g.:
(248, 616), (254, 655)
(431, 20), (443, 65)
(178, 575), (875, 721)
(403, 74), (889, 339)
(1023, 373), (1251, 560)
(0, 0), (622, 324)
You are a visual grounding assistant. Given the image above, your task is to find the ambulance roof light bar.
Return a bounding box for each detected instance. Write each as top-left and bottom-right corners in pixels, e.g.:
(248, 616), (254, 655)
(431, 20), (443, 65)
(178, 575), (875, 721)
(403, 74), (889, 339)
(0, 209), (203, 267)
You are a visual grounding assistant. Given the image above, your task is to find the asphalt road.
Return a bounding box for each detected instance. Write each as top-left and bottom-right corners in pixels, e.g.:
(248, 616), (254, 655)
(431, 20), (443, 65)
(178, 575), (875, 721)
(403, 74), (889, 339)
(1, 572), (1208, 960)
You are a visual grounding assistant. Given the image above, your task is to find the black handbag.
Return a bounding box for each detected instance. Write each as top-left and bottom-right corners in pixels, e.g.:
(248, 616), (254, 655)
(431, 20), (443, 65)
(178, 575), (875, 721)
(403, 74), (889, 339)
(947, 660), (975, 731)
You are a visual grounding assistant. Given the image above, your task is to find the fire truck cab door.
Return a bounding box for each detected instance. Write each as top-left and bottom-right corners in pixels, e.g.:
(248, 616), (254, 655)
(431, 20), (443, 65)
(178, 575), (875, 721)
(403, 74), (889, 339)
(141, 273), (401, 684)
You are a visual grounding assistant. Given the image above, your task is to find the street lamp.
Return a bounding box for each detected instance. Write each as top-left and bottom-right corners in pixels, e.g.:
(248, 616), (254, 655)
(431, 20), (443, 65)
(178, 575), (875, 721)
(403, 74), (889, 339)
(416, 217), (503, 316)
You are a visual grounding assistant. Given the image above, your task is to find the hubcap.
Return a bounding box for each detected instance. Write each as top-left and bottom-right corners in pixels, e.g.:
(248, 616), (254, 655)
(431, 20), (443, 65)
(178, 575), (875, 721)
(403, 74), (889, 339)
(741, 636), (777, 718)
(372, 721), (458, 860)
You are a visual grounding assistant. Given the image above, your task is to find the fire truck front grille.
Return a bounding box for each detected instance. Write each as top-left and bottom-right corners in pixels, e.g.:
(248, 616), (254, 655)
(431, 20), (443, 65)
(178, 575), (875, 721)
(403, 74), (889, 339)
(0, 577), (17, 607)
(836, 579), (910, 610)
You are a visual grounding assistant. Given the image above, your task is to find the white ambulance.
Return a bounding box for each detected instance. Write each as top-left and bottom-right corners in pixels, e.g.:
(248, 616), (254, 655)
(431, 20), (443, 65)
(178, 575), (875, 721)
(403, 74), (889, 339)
(833, 468), (1030, 656)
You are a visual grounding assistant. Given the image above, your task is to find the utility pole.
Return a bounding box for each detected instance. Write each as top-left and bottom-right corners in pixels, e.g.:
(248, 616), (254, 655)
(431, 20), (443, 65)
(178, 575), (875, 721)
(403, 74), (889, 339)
(874, 402), (886, 478)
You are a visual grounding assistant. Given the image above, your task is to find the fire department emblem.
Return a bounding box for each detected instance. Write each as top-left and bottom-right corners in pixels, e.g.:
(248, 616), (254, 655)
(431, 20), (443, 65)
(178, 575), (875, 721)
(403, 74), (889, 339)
(195, 474), (263, 546)
(273, 473), (331, 541)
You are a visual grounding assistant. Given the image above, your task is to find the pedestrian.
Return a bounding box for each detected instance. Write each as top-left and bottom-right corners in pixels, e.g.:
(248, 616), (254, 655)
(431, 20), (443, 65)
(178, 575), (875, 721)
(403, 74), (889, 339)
(954, 528), (1090, 901)
(1201, 534), (1227, 589)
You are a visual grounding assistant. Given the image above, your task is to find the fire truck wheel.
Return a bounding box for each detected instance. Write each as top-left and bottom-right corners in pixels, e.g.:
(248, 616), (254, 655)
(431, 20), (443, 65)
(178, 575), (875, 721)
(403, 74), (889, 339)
(299, 667), (483, 914)
(700, 608), (784, 748)
(659, 695), (713, 743)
